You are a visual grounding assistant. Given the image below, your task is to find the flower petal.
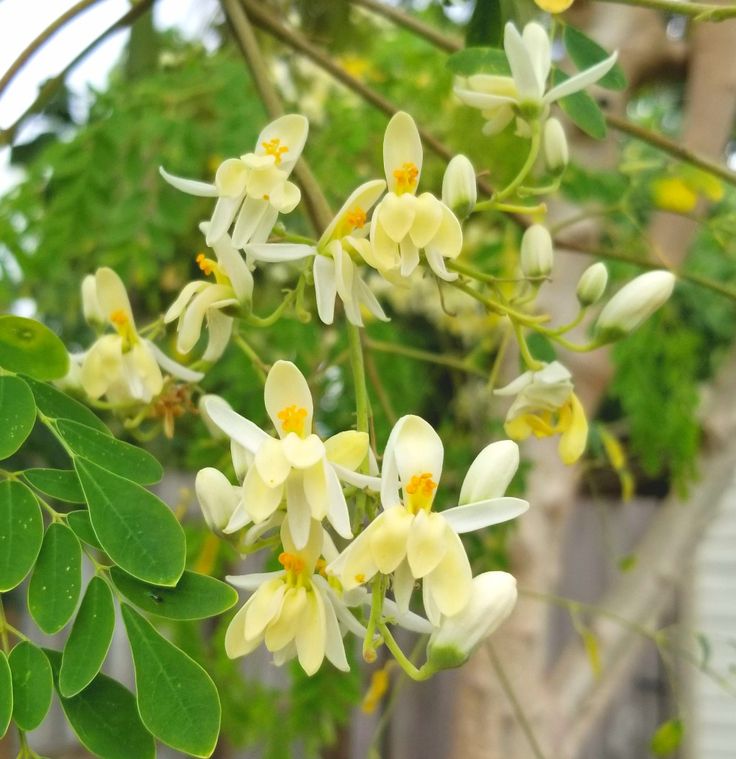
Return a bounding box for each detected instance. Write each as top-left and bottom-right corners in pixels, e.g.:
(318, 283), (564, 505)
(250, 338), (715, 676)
(369, 507), (413, 574)
(207, 195), (242, 245)
(265, 360), (314, 436)
(201, 310), (234, 363)
(96, 268), (134, 325)
(313, 255), (337, 325)
(294, 588), (326, 675)
(282, 433), (325, 470)
(226, 571), (283, 591)
(383, 111), (423, 193)
(257, 113), (309, 175)
(145, 341), (205, 383)
(231, 196), (268, 248)
(424, 527), (472, 617)
(321, 589), (350, 671)
(391, 415), (444, 493)
(303, 459), (329, 520)
(242, 465), (284, 522)
(325, 462), (352, 540)
(265, 586), (307, 652)
(225, 602), (262, 658)
(378, 193), (415, 243)
(406, 510), (448, 578)
(285, 472), (312, 549)
(442, 497), (529, 534)
(244, 578), (286, 640)
(324, 430), (369, 471)
(459, 440), (519, 504)
(543, 51), (619, 104)
(202, 395), (269, 452)
(320, 179), (387, 244)
(254, 437), (292, 488)
(504, 22), (543, 102)
(410, 193), (443, 248)
(159, 166), (218, 197)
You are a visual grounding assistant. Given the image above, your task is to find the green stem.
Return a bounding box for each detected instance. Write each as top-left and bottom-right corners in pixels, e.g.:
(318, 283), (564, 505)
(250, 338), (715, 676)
(488, 323), (512, 391)
(494, 121), (542, 202)
(242, 290), (296, 327)
(347, 324), (370, 438)
(365, 337), (485, 377)
(513, 321), (544, 371)
(377, 622), (432, 681)
(474, 200), (547, 215)
(452, 280), (548, 326)
(233, 333), (268, 384)
(363, 576), (385, 663)
(537, 308), (587, 337)
(0, 597), (9, 652)
(598, 0), (736, 22)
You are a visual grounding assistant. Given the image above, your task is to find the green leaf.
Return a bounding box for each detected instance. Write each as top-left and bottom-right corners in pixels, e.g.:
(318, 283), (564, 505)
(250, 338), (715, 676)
(47, 650), (155, 759)
(0, 376), (36, 461)
(0, 652), (11, 739)
(57, 419), (162, 485)
(122, 605), (221, 757)
(564, 25), (627, 91)
(59, 577), (116, 697)
(28, 523), (82, 634)
(465, 0), (503, 48)
(526, 333), (557, 363)
(76, 458), (185, 586)
(446, 46), (511, 77)
(24, 376), (109, 434)
(650, 718), (684, 756)
(8, 642), (52, 731)
(0, 315), (68, 380)
(111, 567), (238, 621)
(65, 509), (102, 549)
(0, 480), (43, 592)
(552, 69), (607, 140)
(23, 468), (84, 503)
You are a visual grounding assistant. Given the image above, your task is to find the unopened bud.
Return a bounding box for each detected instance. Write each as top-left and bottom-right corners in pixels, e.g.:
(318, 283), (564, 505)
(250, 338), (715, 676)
(595, 270), (675, 342)
(543, 118), (568, 173)
(576, 262), (608, 306)
(81, 274), (104, 326)
(426, 572), (517, 670)
(520, 225), (554, 278)
(442, 154), (477, 220)
(195, 467), (240, 534)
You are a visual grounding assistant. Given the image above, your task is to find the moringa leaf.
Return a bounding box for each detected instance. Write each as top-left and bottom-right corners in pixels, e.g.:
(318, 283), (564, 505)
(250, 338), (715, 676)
(0, 316), (68, 380)
(0, 480), (43, 592)
(0, 376), (36, 461)
(8, 642), (52, 731)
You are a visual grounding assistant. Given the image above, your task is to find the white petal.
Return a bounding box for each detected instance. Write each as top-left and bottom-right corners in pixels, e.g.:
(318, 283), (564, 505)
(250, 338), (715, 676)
(294, 589), (326, 675)
(201, 310), (233, 363)
(424, 527), (472, 617)
(95, 268), (133, 325)
(453, 88), (517, 110)
(207, 195), (242, 245)
(247, 243), (315, 263)
(254, 437), (292, 488)
(331, 463), (382, 492)
(245, 579), (287, 640)
(285, 473), (312, 549)
(265, 586), (307, 652)
(225, 603), (261, 659)
(226, 571), (283, 591)
(442, 497), (529, 534)
(320, 179), (386, 244)
(256, 113), (309, 175)
(392, 415), (444, 492)
(202, 396), (269, 452)
(378, 194), (415, 243)
(399, 238), (420, 277)
(164, 281), (208, 323)
(410, 193), (443, 248)
(282, 433), (325, 470)
(321, 589), (350, 671)
(355, 277), (389, 322)
(369, 507), (413, 574)
(324, 430), (369, 471)
(231, 196), (268, 248)
(269, 180), (301, 213)
(313, 255), (337, 325)
(544, 51), (619, 104)
(264, 360), (314, 435)
(145, 341), (205, 382)
(242, 465), (284, 522)
(249, 206), (279, 244)
(459, 440), (519, 504)
(159, 166), (218, 197)
(303, 459), (329, 520)
(504, 22), (543, 102)
(210, 236), (253, 303)
(406, 510), (448, 578)
(391, 559), (415, 614)
(522, 22), (551, 91)
(424, 247), (457, 282)
(325, 462), (352, 539)
(384, 111), (423, 193)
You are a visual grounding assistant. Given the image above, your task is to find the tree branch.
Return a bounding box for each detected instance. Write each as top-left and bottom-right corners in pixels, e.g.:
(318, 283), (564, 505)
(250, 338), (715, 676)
(597, 0), (736, 20)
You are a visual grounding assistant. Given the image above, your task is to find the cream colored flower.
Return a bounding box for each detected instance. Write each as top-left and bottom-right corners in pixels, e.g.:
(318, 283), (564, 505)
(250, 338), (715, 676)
(495, 361), (588, 464)
(160, 114), (308, 246)
(369, 112), (463, 281)
(328, 415), (528, 625)
(202, 360), (379, 549)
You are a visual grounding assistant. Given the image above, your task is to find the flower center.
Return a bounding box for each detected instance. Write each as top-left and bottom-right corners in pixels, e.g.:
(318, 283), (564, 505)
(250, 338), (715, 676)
(196, 253), (228, 285)
(345, 207), (367, 230)
(405, 472), (437, 513)
(261, 138), (289, 165)
(279, 551), (311, 588)
(278, 404), (308, 437)
(393, 162), (419, 194)
(109, 309), (136, 349)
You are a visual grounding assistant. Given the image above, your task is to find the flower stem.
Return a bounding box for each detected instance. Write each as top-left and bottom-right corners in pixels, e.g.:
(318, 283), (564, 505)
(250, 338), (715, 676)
(377, 621), (432, 681)
(494, 121), (542, 202)
(233, 333), (268, 384)
(363, 576), (385, 663)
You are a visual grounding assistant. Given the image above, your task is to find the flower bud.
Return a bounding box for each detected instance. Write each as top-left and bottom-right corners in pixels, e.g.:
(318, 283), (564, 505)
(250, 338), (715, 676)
(459, 440), (519, 505)
(543, 118), (568, 173)
(520, 224), (554, 278)
(426, 572), (517, 670)
(195, 467), (241, 534)
(442, 154), (477, 220)
(576, 262), (608, 306)
(81, 274), (104, 327)
(595, 270), (676, 342)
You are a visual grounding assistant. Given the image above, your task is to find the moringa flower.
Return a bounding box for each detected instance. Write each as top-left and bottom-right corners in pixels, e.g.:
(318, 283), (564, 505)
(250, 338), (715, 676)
(80, 268), (202, 404)
(454, 22), (617, 136)
(369, 112), (463, 281)
(164, 225), (253, 361)
(202, 360), (378, 549)
(328, 415), (528, 625)
(495, 361), (588, 464)
(160, 114), (308, 246)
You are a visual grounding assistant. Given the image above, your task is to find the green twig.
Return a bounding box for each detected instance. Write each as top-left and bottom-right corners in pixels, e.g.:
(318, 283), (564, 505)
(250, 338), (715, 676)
(365, 337), (485, 377)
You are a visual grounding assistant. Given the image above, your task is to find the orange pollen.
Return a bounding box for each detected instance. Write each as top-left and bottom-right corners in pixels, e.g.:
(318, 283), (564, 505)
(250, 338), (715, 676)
(110, 309), (128, 327)
(278, 405), (308, 435)
(355, 574), (366, 584)
(278, 552), (305, 574)
(261, 138), (289, 164)
(195, 252), (216, 276)
(405, 472), (437, 497)
(345, 207), (367, 229)
(393, 162), (419, 193)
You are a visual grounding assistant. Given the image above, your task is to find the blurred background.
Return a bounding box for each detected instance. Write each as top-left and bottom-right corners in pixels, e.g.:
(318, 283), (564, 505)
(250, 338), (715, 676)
(1, 1), (736, 757)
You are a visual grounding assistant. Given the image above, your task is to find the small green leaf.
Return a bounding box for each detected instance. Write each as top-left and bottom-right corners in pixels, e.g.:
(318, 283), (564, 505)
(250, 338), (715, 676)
(0, 652), (11, 739)
(553, 69), (607, 140)
(650, 718), (684, 756)
(0, 315), (68, 380)
(564, 25), (627, 91)
(24, 376), (109, 434)
(57, 419), (162, 485)
(122, 605), (221, 757)
(28, 523), (82, 634)
(65, 510), (102, 549)
(465, 0), (503, 47)
(47, 650), (155, 759)
(111, 567), (238, 620)
(76, 458), (185, 586)
(8, 642), (52, 731)
(0, 376), (36, 461)
(447, 46), (511, 77)
(23, 468), (84, 503)
(526, 333), (557, 363)
(60, 577), (116, 697)
(0, 480), (43, 592)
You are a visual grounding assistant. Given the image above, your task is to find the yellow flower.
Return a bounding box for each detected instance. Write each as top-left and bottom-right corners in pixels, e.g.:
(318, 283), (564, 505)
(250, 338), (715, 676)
(535, 0), (574, 12)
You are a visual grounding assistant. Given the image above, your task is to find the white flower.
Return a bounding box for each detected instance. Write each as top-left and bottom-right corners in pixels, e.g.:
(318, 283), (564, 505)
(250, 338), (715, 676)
(195, 467), (241, 534)
(441, 154), (477, 220)
(454, 22), (618, 136)
(543, 117), (568, 172)
(495, 361), (588, 464)
(426, 571), (517, 670)
(576, 262), (608, 306)
(164, 226), (253, 361)
(369, 112), (463, 281)
(160, 114), (309, 246)
(80, 268), (202, 404)
(225, 520), (351, 675)
(328, 415), (528, 625)
(202, 360), (379, 549)
(595, 270), (675, 342)
(520, 224), (554, 278)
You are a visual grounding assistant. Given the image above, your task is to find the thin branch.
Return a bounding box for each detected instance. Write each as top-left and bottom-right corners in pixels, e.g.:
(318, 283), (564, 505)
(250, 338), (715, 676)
(346, 0), (461, 53)
(365, 336), (486, 377)
(606, 113), (736, 189)
(0, 0), (103, 100)
(222, 0), (332, 232)
(597, 0), (736, 20)
(1, 0), (155, 146)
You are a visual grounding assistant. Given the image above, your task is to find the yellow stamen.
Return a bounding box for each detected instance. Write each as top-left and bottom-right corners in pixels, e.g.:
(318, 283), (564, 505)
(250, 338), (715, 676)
(109, 309), (136, 348)
(278, 551), (305, 574)
(196, 252), (216, 277)
(405, 472), (437, 513)
(261, 138), (289, 165)
(345, 207), (367, 230)
(393, 162), (419, 194)
(278, 404), (308, 436)
(355, 573), (366, 584)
